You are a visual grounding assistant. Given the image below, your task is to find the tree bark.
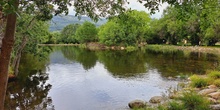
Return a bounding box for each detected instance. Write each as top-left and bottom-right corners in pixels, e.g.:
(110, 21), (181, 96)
(12, 36), (28, 76)
(0, 0), (18, 109)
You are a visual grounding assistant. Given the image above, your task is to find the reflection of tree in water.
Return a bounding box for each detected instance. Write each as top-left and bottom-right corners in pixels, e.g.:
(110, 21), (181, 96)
(5, 52), (54, 109)
(61, 46), (97, 70)
(144, 49), (220, 77)
(97, 50), (147, 78)
(5, 72), (53, 110)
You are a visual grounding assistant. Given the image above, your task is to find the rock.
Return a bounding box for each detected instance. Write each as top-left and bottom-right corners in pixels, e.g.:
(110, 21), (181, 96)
(149, 96), (164, 103)
(169, 93), (177, 99)
(169, 92), (181, 99)
(167, 76), (174, 80)
(208, 98), (218, 104)
(111, 46), (115, 50)
(209, 92), (220, 99)
(210, 104), (220, 110)
(128, 99), (146, 109)
(198, 89), (217, 96)
(120, 47), (125, 50)
(208, 85), (218, 89)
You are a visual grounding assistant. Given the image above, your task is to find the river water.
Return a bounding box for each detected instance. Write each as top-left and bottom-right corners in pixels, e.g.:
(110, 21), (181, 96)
(5, 46), (220, 110)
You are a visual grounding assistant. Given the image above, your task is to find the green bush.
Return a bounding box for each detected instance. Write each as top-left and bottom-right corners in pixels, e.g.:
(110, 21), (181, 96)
(208, 71), (220, 79)
(167, 101), (184, 110)
(126, 46), (137, 52)
(180, 91), (210, 110)
(190, 75), (210, 88)
(213, 79), (220, 87)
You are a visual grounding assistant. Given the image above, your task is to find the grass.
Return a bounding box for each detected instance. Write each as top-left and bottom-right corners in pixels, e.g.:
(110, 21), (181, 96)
(208, 71), (220, 79)
(133, 91), (210, 110)
(179, 91), (210, 110)
(78, 44), (87, 48)
(126, 46), (138, 52)
(213, 79), (220, 87)
(190, 75), (210, 88)
(167, 101), (185, 110)
(145, 45), (180, 53)
(145, 44), (220, 55)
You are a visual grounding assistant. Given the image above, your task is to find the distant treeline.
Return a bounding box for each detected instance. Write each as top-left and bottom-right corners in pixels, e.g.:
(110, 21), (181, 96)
(50, 1), (220, 46)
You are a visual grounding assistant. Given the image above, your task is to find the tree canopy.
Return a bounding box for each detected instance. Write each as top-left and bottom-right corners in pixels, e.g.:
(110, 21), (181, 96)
(99, 10), (151, 46)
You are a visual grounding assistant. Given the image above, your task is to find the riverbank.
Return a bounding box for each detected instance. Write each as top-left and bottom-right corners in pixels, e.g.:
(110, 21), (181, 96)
(38, 44), (79, 46)
(145, 45), (220, 55)
(39, 43), (220, 55)
(129, 71), (220, 110)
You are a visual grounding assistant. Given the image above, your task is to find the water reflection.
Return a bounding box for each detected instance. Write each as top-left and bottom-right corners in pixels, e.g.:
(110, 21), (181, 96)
(5, 51), (53, 109)
(59, 47), (220, 78)
(97, 50), (147, 78)
(61, 46), (97, 70)
(144, 50), (220, 77)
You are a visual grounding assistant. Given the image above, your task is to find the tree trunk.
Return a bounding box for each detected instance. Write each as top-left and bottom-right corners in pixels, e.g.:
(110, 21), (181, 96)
(0, 0), (18, 109)
(12, 36), (28, 76)
(0, 9), (6, 51)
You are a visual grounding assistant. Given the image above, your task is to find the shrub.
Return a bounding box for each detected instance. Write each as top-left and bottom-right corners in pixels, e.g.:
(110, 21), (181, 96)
(126, 46), (137, 52)
(190, 75), (210, 88)
(180, 91), (210, 110)
(167, 101), (184, 110)
(208, 71), (220, 79)
(213, 79), (220, 87)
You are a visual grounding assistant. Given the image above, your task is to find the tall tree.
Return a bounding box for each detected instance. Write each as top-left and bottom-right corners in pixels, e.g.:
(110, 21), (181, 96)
(60, 24), (81, 44)
(12, 14), (51, 76)
(75, 21), (98, 43)
(0, 1), (19, 109)
(99, 10), (151, 46)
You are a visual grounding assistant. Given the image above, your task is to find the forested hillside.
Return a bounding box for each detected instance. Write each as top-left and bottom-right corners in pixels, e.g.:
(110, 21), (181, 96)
(49, 15), (107, 31)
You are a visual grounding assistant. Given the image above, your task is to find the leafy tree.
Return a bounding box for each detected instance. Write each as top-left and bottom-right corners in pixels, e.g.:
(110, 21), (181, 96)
(98, 20), (125, 46)
(162, 7), (186, 45)
(147, 19), (167, 44)
(99, 10), (151, 46)
(47, 31), (60, 44)
(59, 24), (80, 44)
(200, 0), (220, 45)
(150, 0), (220, 46)
(11, 14), (51, 77)
(75, 21), (98, 43)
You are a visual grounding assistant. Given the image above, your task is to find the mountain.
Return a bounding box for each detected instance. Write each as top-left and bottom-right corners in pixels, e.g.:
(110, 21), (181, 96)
(49, 15), (107, 31)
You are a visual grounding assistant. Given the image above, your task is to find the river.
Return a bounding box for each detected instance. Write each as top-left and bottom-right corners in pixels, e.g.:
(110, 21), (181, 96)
(5, 46), (220, 110)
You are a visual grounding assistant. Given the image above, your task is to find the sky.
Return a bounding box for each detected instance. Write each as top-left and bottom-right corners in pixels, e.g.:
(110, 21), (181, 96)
(125, 0), (168, 19)
(68, 1), (168, 19)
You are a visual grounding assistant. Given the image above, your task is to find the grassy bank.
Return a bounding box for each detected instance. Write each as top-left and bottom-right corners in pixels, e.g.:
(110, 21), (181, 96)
(39, 44), (220, 55)
(145, 45), (220, 55)
(38, 44), (79, 46)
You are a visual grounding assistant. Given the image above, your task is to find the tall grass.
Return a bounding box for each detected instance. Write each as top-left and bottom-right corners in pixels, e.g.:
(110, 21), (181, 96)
(167, 101), (184, 110)
(208, 71), (220, 79)
(179, 91), (210, 110)
(145, 45), (180, 53)
(190, 75), (210, 88)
